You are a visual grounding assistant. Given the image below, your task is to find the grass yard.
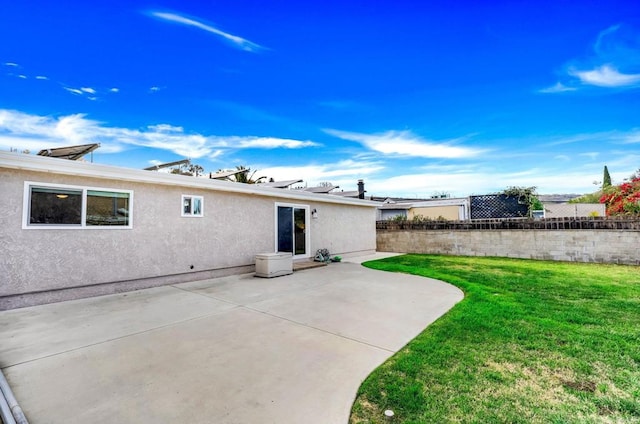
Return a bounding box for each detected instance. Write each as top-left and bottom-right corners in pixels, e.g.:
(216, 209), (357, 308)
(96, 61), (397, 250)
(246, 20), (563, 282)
(350, 255), (640, 424)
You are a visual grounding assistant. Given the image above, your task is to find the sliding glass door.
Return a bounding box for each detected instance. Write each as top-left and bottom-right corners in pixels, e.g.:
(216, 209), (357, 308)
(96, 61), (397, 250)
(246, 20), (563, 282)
(276, 204), (309, 257)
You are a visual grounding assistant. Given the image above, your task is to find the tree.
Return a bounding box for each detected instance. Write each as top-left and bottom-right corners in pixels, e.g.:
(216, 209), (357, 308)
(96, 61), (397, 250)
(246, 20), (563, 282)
(502, 186), (542, 217)
(599, 173), (640, 216)
(224, 166), (267, 184)
(569, 192), (602, 204)
(170, 162), (204, 177)
(602, 165), (612, 189)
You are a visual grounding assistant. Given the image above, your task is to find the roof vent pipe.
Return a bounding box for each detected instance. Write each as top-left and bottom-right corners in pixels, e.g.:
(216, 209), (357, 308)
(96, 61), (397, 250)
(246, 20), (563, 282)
(357, 179), (365, 199)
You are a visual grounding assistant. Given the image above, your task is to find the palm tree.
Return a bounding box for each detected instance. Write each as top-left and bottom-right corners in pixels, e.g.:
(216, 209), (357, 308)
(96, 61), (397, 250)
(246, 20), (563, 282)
(221, 166), (267, 184)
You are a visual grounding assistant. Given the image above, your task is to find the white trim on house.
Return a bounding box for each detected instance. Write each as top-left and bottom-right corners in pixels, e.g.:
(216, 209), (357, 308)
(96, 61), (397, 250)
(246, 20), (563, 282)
(2, 152), (379, 208)
(22, 181), (134, 230)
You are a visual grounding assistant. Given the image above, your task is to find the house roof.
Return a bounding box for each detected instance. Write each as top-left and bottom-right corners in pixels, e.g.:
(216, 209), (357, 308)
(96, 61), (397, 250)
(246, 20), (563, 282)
(538, 194), (582, 203)
(370, 196), (433, 203)
(330, 190), (360, 198)
(0, 151), (378, 208)
(378, 203), (412, 210)
(36, 143), (100, 161)
(302, 184), (339, 193)
(257, 179), (303, 188)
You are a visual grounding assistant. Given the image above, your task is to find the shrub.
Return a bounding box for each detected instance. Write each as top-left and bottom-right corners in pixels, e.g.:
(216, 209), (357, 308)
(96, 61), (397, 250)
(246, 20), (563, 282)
(599, 177), (640, 216)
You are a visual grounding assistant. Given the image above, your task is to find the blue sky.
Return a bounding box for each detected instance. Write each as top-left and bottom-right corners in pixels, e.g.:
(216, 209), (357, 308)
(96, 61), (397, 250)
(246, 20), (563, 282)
(1, 0), (639, 197)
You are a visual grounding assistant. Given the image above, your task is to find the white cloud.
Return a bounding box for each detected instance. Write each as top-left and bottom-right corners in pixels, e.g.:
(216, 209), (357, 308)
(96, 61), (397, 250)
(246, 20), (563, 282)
(325, 129), (484, 159)
(0, 109), (319, 159)
(543, 129), (640, 146)
(569, 64), (640, 87)
(109, 88), (119, 93)
(149, 86), (162, 93)
(366, 172), (490, 197)
(363, 168), (604, 198)
(259, 159), (385, 187)
(594, 24), (622, 56)
(539, 82), (577, 93)
(17, 75), (27, 79)
(4, 62), (18, 67)
(63, 86), (101, 100)
(579, 152), (600, 160)
(35, 75), (48, 80)
(233, 136), (318, 149)
(621, 130), (640, 144)
(64, 87), (84, 95)
(148, 124), (184, 133)
(549, 25), (640, 91)
(150, 11), (264, 53)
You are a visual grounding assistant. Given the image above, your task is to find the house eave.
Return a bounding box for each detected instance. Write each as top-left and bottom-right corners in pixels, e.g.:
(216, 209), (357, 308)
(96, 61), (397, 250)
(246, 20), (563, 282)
(0, 151), (379, 207)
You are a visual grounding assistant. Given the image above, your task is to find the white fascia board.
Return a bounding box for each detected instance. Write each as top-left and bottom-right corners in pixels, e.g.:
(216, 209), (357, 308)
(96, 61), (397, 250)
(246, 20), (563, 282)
(0, 152), (378, 208)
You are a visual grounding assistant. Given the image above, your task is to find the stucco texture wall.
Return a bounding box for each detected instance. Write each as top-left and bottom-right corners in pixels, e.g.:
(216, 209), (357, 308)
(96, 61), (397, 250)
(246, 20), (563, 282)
(309, 202), (376, 256)
(377, 229), (640, 265)
(1, 169), (375, 303)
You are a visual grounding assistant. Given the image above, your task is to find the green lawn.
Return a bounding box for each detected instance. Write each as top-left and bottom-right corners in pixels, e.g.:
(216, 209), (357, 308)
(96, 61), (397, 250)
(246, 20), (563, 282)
(350, 255), (640, 424)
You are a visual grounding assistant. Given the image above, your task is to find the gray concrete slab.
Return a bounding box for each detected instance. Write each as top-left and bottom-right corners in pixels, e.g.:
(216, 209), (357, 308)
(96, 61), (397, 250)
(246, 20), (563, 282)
(0, 253), (463, 424)
(0, 286), (236, 368)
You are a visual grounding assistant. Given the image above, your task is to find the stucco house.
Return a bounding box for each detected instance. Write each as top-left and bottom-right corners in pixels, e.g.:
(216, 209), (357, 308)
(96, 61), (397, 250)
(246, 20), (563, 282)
(0, 151), (377, 310)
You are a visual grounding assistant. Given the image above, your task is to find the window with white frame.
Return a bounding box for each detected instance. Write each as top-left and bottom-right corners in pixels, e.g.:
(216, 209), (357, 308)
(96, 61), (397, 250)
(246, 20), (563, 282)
(181, 195), (203, 217)
(24, 182), (132, 229)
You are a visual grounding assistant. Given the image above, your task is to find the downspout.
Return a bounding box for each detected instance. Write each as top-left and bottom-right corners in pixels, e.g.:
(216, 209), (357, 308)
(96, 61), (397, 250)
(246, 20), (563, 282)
(0, 369), (28, 424)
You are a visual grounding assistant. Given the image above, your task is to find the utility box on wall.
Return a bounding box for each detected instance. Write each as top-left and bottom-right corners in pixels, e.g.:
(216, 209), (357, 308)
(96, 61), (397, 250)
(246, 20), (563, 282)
(255, 252), (293, 278)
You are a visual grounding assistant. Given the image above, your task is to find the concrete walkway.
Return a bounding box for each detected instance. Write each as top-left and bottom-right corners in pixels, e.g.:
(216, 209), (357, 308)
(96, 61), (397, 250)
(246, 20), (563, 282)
(0, 253), (463, 424)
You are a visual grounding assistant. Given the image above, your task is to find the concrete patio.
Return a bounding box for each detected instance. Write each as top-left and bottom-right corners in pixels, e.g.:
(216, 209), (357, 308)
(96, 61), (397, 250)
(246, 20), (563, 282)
(0, 253), (463, 424)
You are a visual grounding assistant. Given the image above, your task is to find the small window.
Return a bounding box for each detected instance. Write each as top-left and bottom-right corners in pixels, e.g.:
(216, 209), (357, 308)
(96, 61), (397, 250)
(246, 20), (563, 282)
(24, 182), (132, 229)
(182, 195), (203, 217)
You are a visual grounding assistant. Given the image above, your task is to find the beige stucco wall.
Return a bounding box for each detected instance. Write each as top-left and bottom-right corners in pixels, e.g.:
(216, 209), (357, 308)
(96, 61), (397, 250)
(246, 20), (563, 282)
(377, 229), (640, 265)
(310, 202), (376, 256)
(409, 206), (460, 220)
(1, 168), (375, 307)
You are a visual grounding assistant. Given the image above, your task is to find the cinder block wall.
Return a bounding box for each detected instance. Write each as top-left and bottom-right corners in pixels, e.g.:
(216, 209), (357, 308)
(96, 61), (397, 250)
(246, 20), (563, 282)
(377, 230), (640, 265)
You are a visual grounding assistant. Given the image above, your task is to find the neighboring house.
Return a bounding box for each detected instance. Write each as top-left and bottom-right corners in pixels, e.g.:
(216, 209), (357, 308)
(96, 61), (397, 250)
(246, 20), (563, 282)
(538, 194), (605, 218)
(408, 198), (469, 220)
(376, 197), (469, 221)
(377, 200), (411, 220)
(0, 152), (377, 309)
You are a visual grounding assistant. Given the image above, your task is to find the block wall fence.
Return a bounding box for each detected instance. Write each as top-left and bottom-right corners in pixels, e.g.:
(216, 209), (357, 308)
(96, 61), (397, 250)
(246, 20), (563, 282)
(377, 224), (640, 265)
